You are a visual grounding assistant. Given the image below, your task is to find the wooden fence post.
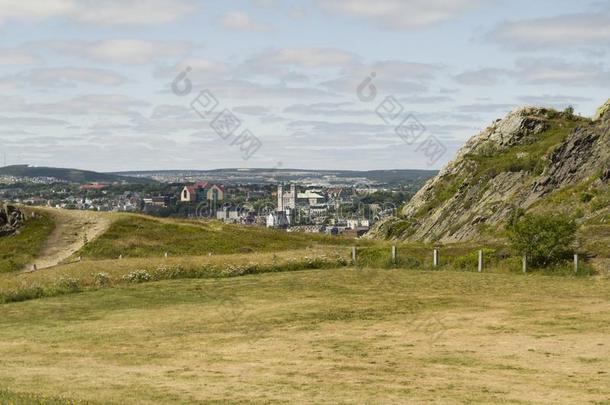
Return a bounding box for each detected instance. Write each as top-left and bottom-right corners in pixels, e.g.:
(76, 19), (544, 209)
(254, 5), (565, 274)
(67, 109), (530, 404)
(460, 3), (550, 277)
(522, 254), (527, 274)
(391, 245), (396, 263)
(164, 252), (169, 259)
(478, 250), (484, 273)
(574, 254), (579, 273)
(352, 246), (357, 263)
(433, 249), (439, 268)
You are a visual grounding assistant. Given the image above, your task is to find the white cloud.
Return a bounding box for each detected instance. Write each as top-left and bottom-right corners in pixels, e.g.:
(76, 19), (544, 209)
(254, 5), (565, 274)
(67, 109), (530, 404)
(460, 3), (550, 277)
(0, 48), (43, 65)
(513, 58), (610, 86)
(1, 67), (127, 88)
(38, 39), (192, 65)
(221, 11), (272, 33)
(248, 48), (356, 68)
(455, 59), (610, 87)
(489, 12), (610, 50)
(454, 68), (509, 86)
(317, 0), (489, 30)
(28, 94), (149, 116)
(0, 0), (195, 26)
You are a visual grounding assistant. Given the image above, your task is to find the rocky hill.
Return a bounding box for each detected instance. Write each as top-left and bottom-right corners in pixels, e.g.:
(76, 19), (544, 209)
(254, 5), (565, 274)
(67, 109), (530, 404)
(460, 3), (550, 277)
(369, 99), (610, 246)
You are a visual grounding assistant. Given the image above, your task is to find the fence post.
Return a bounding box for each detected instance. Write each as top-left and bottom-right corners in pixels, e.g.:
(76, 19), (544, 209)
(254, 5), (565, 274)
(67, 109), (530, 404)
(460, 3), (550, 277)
(522, 254), (527, 274)
(391, 245), (396, 263)
(352, 246), (357, 263)
(119, 254), (123, 260)
(478, 250), (484, 273)
(32, 264), (37, 271)
(164, 252), (169, 259)
(433, 249), (439, 268)
(574, 254), (579, 273)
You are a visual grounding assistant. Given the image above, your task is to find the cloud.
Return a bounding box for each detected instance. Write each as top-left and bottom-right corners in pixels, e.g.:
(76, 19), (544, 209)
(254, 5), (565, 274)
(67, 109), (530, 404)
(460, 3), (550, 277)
(37, 39), (192, 64)
(454, 68), (508, 86)
(517, 94), (592, 110)
(0, 48), (43, 65)
(488, 11), (610, 50)
(317, 0), (489, 30)
(454, 58), (610, 87)
(513, 58), (610, 86)
(232, 105), (272, 116)
(0, 115), (69, 126)
(283, 102), (370, 117)
(517, 94), (592, 105)
(456, 103), (517, 113)
(27, 94), (149, 116)
(0, 0), (196, 26)
(0, 67), (127, 88)
(247, 48), (356, 68)
(221, 11), (273, 32)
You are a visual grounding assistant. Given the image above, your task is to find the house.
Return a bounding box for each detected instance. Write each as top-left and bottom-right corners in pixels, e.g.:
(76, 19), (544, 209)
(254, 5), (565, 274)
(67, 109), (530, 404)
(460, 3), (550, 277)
(143, 196), (170, 208)
(180, 186), (198, 202)
(297, 190), (325, 205)
(216, 207), (240, 223)
(180, 182), (225, 203)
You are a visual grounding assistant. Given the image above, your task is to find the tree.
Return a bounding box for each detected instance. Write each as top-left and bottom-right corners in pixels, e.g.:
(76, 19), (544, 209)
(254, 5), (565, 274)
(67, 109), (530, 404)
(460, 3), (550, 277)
(509, 213), (577, 267)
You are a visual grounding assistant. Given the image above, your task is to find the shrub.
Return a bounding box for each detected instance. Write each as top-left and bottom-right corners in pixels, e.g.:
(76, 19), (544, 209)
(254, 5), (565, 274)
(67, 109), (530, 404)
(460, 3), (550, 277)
(94, 272), (111, 288)
(509, 213), (577, 268)
(452, 248), (496, 270)
(121, 270), (152, 283)
(55, 277), (81, 293)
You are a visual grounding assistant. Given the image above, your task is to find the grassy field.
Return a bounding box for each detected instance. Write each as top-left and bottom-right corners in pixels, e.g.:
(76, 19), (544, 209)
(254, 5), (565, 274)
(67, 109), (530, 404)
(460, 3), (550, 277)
(76, 215), (358, 259)
(0, 268), (609, 404)
(0, 211), (55, 273)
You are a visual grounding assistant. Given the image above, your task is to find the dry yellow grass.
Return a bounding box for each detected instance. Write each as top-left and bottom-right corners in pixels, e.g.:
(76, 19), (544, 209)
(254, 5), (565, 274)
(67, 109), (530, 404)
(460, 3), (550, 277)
(0, 268), (609, 404)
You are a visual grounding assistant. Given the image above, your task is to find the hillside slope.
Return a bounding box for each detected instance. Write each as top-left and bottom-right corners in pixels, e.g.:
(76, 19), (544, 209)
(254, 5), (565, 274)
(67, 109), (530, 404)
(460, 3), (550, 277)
(369, 99), (610, 246)
(0, 165), (155, 184)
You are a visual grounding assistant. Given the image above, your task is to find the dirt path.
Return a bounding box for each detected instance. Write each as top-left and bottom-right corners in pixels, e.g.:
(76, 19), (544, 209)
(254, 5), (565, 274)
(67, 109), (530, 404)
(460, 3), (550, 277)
(25, 208), (112, 270)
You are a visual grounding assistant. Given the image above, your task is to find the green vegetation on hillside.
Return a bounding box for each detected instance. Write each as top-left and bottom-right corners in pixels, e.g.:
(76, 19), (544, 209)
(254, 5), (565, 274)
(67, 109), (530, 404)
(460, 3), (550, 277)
(0, 212), (54, 273)
(465, 115), (586, 181)
(77, 216), (356, 259)
(0, 165), (154, 184)
(0, 269), (608, 403)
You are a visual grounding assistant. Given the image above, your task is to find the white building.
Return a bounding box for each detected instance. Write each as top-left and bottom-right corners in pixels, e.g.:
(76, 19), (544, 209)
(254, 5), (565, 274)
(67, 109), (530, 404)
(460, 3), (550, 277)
(277, 184), (296, 211)
(266, 211), (290, 228)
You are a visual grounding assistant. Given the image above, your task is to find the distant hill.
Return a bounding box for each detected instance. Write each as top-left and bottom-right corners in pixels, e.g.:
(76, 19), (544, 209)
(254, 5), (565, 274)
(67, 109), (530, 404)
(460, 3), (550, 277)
(115, 168), (438, 186)
(0, 165), (155, 184)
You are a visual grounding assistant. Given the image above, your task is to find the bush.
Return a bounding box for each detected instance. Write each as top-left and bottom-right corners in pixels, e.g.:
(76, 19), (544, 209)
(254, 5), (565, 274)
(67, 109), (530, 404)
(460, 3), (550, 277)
(94, 272), (111, 288)
(509, 213), (577, 268)
(452, 248), (496, 270)
(121, 270), (152, 283)
(55, 277), (81, 293)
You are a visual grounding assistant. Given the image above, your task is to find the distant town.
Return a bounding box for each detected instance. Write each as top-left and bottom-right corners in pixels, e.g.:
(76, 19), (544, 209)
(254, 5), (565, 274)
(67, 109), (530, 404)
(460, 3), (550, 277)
(0, 167), (435, 236)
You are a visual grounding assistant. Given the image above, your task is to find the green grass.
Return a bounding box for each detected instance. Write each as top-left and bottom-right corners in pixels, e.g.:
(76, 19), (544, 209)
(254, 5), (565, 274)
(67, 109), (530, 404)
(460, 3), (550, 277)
(76, 216), (357, 259)
(0, 211), (55, 273)
(466, 117), (584, 182)
(0, 269), (608, 403)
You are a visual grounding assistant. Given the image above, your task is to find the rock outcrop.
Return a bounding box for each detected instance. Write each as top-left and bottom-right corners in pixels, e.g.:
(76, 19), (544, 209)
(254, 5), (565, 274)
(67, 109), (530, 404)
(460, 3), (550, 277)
(368, 101), (610, 243)
(0, 204), (25, 237)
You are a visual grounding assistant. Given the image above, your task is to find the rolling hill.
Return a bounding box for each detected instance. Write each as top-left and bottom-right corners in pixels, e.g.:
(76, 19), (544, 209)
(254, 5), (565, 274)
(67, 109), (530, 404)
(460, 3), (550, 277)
(0, 165), (156, 184)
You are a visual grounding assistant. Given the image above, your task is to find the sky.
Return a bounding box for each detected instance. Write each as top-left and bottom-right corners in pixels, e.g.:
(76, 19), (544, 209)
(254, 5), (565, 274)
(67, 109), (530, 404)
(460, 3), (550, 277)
(1, 0), (609, 172)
